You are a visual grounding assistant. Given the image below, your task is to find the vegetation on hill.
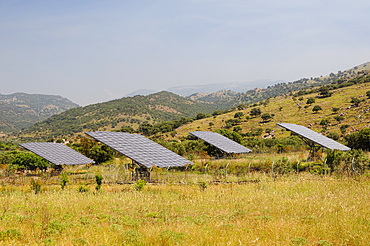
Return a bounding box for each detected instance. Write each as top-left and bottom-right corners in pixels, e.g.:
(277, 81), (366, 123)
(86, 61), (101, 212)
(167, 71), (370, 153)
(0, 93), (78, 133)
(189, 62), (370, 108)
(13, 91), (220, 141)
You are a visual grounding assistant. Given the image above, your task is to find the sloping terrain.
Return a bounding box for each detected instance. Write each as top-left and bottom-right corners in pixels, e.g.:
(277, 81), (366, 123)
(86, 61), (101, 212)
(188, 62), (370, 108)
(175, 72), (370, 142)
(0, 93), (78, 133)
(16, 91), (220, 141)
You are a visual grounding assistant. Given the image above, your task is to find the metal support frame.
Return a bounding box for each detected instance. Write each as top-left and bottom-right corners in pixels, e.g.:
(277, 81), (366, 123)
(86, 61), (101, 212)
(131, 161), (151, 181)
(299, 136), (323, 162)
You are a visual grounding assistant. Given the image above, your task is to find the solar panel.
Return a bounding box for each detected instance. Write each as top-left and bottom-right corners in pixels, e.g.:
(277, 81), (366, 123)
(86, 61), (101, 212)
(277, 123), (350, 151)
(19, 142), (95, 165)
(85, 131), (193, 168)
(189, 131), (252, 154)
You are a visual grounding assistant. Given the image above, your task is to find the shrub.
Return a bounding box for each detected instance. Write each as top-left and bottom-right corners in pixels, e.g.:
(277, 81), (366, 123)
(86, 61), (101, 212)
(345, 128), (370, 150)
(78, 185), (89, 193)
(332, 107), (340, 113)
(340, 124), (349, 134)
(327, 132), (340, 140)
(30, 179), (41, 194)
(198, 181), (207, 191)
(350, 97), (361, 106)
(250, 107), (261, 116)
(134, 179), (146, 191)
(312, 105), (322, 113)
(95, 173), (103, 191)
(334, 115), (345, 122)
(319, 118), (330, 126)
(59, 172), (69, 190)
(306, 97), (315, 104)
(10, 152), (49, 171)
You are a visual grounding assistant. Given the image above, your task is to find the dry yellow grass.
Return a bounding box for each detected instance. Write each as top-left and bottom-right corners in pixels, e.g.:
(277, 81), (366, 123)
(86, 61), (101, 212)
(0, 171), (369, 245)
(174, 82), (370, 140)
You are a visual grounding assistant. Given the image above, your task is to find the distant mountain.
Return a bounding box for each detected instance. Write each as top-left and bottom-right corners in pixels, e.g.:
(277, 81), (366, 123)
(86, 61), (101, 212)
(0, 93), (78, 133)
(16, 91), (221, 141)
(125, 89), (157, 97)
(166, 79), (285, 96)
(125, 79), (285, 97)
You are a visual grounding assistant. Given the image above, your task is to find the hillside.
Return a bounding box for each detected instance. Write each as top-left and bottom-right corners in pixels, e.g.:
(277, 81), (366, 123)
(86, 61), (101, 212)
(0, 93), (78, 133)
(174, 72), (370, 143)
(189, 62), (370, 108)
(15, 91), (220, 141)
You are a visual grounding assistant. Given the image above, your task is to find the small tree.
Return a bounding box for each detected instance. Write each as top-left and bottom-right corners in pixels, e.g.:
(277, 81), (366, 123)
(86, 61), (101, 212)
(345, 128), (370, 150)
(95, 173), (103, 191)
(212, 110), (223, 116)
(318, 86), (332, 97)
(237, 104), (246, 110)
(234, 112), (244, 119)
(250, 107), (261, 117)
(340, 124), (349, 134)
(196, 113), (207, 120)
(320, 118), (330, 126)
(261, 113), (273, 122)
(312, 105), (322, 113)
(306, 97), (315, 104)
(366, 90), (370, 99)
(351, 97), (361, 107)
(332, 107), (340, 113)
(334, 115), (345, 123)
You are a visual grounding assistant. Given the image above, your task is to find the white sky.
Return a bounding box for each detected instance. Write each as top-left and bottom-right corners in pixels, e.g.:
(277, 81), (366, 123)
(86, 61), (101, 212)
(1, 0), (369, 106)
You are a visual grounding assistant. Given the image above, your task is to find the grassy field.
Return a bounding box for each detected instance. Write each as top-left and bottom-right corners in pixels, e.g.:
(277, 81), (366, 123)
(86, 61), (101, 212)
(1, 163), (370, 246)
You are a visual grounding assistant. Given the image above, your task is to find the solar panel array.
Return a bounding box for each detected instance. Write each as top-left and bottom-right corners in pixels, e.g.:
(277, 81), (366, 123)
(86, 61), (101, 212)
(85, 131), (193, 168)
(19, 142), (95, 165)
(190, 131), (252, 154)
(277, 123), (350, 151)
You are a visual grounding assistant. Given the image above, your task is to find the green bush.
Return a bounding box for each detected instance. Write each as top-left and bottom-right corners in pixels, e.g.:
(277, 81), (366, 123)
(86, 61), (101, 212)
(95, 173), (103, 191)
(59, 172), (69, 190)
(134, 180), (146, 191)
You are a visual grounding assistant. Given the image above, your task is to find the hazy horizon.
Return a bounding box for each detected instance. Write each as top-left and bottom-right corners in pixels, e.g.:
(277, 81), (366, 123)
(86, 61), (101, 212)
(1, 1), (369, 106)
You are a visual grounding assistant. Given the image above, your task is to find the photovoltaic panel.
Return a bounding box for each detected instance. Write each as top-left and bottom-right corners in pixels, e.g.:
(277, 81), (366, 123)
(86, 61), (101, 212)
(85, 131), (193, 168)
(277, 123), (350, 151)
(189, 131), (252, 154)
(19, 142), (95, 165)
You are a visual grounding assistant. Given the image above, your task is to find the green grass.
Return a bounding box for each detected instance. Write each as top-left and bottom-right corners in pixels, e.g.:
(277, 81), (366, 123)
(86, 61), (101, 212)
(0, 169), (370, 245)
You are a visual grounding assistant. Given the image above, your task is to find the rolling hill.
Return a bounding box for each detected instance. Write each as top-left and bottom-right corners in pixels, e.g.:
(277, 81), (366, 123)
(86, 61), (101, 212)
(174, 71), (370, 143)
(188, 62), (370, 108)
(7, 61), (370, 143)
(0, 93), (78, 133)
(14, 91), (222, 141)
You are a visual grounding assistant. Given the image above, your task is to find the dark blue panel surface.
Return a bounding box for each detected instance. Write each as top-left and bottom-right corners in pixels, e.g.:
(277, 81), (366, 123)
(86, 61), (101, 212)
(85, 131), (193, 168)
(190, 131), (252, 154)
(19, 142), (94, 165)
(277, 123), (350, 151)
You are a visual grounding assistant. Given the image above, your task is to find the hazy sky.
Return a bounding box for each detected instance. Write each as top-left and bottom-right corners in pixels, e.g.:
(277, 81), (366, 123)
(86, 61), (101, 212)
(1, 0), (369, 106)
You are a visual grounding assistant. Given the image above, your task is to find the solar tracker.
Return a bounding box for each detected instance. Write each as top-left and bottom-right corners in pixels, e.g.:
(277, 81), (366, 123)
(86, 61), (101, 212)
(19, 142), (95, 165)
(277, 123), (350, 151)
(85, 131), (193, 168)
(189, 131), (252, 154)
